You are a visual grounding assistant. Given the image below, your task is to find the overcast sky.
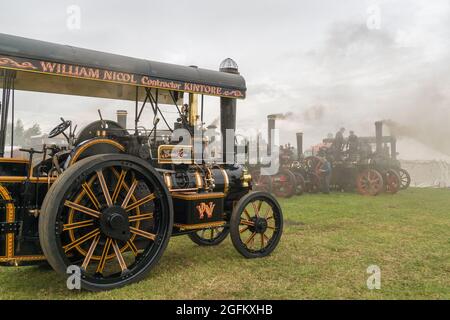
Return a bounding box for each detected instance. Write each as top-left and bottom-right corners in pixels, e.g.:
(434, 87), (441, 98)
(1, 0), (449, 160)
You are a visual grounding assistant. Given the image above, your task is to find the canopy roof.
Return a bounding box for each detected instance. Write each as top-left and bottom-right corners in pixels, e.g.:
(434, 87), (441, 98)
(0, 33), (246, 101)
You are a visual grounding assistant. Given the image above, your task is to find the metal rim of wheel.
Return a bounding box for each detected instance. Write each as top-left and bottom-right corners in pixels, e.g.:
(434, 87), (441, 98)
(398, 168), (411, 190)
(188, 226), (230, 246)
(230, 191), (283, 258)
(39, 154), (173, 291)
(272, 169), (296, 198)
(384, 169), (401, 194)
(356, 169), (384, 196)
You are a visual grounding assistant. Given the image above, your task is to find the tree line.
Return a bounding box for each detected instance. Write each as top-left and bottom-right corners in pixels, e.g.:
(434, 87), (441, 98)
(5, 119), (42, 146)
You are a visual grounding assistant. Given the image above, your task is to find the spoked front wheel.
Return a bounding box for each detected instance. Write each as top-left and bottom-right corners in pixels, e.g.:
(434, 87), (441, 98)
(188, 226), (230, 246)
(230, 191), (283, 258)
(39, 154), (173, 291)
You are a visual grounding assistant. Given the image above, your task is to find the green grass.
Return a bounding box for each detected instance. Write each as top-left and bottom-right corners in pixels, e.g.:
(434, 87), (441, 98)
(0, 188), (449, 299)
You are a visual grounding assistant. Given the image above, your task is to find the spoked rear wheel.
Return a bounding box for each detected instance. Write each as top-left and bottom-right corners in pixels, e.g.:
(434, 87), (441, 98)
(293, 172), (306, 196)
(272, 169), (296, 198)
(307, 173), (321, 193)
(356, 169), (383, 196)
(39, 154), (173, 291)
(251, 170), (272, 193)
(188, 226), (230, 246)
(230, 192), (283, 258)
(398, 168), (411, 190)
(384, 169), (401, 194)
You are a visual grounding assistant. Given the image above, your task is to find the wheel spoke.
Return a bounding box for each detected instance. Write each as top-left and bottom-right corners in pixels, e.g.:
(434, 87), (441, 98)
(111, 240), (128, 272)
(82, 182), (101, 210)
(81, 234), (100, 270)
(125, 193), (156, 212)
(63, 219), (94, 231)
(63, 228), (100, 253)
(252, 201), (260, 217)
(96, 238), (112, 274)
(112, 169), (127, 203)
(130, 226), (156, 240)
(128, 212), (153, 222)
(243, 208), (252, 220)
(96, 170), (113, 207)
(260, 233), (265, 248)
(245, 232), (257, 246)
(210, 228), (214, 239)
(127, 240), (139, 256)
(257, 200), (263, 213)
(263, 206), (272, 219)
(239, 225), (249, 233)
(65, 200), (100, 219)
(111, 168), (134, 195)
(121, 179), (138, 209)
(240, 219), (255, 227)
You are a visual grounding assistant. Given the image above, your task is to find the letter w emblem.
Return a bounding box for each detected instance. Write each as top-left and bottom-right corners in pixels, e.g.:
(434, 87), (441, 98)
(196, 202), (215, 219)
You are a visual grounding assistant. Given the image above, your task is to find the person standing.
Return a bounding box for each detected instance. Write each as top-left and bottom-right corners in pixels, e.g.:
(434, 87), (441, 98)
(319, 157), (332, 194)
(332, 127), (345, 160)
(347, 130), (359, 160)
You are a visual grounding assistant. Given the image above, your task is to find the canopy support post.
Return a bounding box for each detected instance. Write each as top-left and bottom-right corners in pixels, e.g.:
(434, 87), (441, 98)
(200, 95), (204, 123)
(0, 70), (15, 158)
(10, 79), (14, 158)
(134, 86), (139, 135)
(201, 94), (204, 164)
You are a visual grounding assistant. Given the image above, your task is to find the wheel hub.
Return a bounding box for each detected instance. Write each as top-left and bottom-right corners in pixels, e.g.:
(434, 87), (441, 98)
(100, 205), (131, 241)
(250, 217), (268, 234)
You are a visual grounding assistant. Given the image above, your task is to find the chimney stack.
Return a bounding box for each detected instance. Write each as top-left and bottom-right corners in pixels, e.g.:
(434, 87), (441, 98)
(296, 132), (303, 159)
(267, 115), (276, 156)
(219, 58), (239, 163)
(375, 121), (383, 154)
(391, 136), (397, 160)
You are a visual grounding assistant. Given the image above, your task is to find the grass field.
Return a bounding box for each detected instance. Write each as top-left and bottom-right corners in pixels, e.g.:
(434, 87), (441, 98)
(0, 188), (449, 299)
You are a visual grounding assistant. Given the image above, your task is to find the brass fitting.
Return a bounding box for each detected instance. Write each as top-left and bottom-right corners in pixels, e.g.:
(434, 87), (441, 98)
(188, 93), (198, 126)
(241, 167), (252, 188)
